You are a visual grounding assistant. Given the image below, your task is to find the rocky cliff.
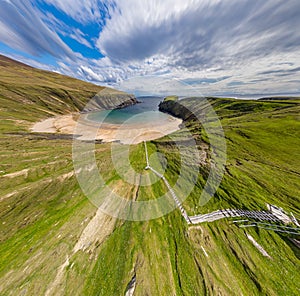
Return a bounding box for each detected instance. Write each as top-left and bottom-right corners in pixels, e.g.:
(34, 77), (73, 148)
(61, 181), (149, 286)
(159, 99), (197, 122)
(82, 88), (137, 112)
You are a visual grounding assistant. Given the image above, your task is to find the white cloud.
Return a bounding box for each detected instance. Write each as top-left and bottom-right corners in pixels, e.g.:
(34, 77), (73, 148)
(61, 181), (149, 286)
(0, 0), (74, 58)
(78, 65), (105, 82)
(70, 29), (93, 49)
(41, 12), (93, 49)
(1, 0), (300, 95)
(92, 0), (300, 94)
(42, 0), (114, 24)
(97, 0), (300, 66)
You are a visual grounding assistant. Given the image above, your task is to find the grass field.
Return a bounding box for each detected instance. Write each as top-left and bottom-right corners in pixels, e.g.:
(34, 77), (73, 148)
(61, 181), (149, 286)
(0, 56), (299, 295)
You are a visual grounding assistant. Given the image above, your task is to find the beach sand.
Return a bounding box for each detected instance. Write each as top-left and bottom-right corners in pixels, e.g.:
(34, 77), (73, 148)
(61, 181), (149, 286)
(31, 113), (182, 144)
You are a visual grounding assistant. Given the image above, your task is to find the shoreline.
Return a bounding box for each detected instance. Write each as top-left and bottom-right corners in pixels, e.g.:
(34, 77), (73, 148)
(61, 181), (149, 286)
(31, 112), (182, 144)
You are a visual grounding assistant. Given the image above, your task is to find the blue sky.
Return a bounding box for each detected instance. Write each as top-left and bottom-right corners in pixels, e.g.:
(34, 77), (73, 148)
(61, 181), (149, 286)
(0, 0), (300, 95)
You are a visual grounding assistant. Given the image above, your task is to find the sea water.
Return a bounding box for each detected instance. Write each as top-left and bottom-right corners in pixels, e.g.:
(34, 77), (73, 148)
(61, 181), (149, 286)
(87, 97), (170, 125)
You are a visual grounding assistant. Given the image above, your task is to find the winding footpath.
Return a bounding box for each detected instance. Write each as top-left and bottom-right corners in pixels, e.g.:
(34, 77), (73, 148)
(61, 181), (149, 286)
(143, 141), (300, 229)
(144, 141), (192, 224)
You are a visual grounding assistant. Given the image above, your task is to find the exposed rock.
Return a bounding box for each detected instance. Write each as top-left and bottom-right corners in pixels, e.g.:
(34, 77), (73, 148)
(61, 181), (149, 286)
(82, 88), (137, 112)
(158, 100), (196, 122)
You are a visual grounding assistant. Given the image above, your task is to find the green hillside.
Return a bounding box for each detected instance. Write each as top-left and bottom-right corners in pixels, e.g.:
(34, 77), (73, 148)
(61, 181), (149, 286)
(0, 55), (136, 129)
(0, 56), (299, 295)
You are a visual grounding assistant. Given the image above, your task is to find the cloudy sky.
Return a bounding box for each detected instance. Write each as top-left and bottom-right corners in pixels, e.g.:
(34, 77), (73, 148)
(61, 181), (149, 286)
(1, 0), (300, 95)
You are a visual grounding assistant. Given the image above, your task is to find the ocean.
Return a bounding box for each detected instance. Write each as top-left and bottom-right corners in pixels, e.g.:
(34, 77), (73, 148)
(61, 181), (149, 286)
(87, 96), (171, 125)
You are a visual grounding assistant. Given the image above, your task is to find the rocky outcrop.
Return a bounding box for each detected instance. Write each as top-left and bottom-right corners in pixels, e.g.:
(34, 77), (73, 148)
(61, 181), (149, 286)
(82, 88), (137, 112)
(159, 97), (219, 123)
(158, 99), (196, 122)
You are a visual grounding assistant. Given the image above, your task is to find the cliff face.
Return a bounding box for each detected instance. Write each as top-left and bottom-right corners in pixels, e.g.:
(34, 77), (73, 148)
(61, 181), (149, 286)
(159, 100), (196, 122)
(83, 92), (137, 112)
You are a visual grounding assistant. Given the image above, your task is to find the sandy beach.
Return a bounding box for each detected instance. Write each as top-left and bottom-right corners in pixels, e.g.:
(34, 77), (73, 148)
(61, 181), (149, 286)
(31, 113), (182, 144)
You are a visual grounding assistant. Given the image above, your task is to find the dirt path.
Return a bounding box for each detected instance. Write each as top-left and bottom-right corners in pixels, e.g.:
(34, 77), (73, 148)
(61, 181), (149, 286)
(45, 256), (70, 296)
(45, 204), (117, 296)
(73, 207), (116, 253)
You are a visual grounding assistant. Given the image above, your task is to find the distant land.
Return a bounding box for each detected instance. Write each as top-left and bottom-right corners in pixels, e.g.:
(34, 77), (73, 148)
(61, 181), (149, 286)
(258, 96), (300, 101)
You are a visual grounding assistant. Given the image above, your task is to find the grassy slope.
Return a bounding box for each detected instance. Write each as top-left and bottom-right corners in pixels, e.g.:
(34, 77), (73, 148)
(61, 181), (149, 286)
(0, 55), (108, 127)
(153, 98), (300, 295)
(0, 57), (299, 295)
